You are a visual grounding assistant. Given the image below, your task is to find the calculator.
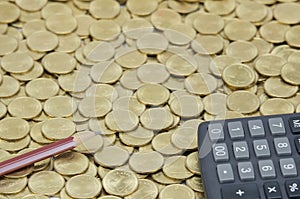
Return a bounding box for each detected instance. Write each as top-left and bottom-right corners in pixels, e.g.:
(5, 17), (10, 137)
(198, 113), (300, 199)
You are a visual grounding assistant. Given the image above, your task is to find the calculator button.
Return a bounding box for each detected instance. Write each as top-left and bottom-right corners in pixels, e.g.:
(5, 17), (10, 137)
(221, 183), (260, 199)
(285, 180), (300, 198)
(269, 118), (286, 136)
(217, 163), (234, 183)
(264, 182), (282, 199)
(248, 120), (265, 137)
(280, 158), (297, 177)
(228, 121), (244, 140)
(208, 123), (224, 141)
(294, 137), (300, 154)
(238, 162), (255, 181)
(233, 141), (249, 160)
(253, 139), (271, 158)
(274, 137), (291, 156)
(258, 160), (276, 179)
(289, 117), (300, 134)
(213, 143), (229, 162)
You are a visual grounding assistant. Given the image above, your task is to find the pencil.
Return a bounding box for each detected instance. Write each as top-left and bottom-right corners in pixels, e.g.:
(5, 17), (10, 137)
(0, 132), (98, 177)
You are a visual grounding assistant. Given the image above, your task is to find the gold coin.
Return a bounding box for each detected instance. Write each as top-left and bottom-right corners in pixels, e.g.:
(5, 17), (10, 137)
(0, 76), (20, 97)
(27, 30), (59, 52)
(115, 47), (147, 69)
(166, 54), (197, 76)
(259, 21), (290, 43)
(151, 171), (181, 185)
(55, 33), (82, 53)
(122, 18), (154, 40)
(74, 131), (103, 154)
(16, 0), (47, 12)
(30, 122), (52, 144)
(0, 177), (27, 194)
(102, 169), (138, 197)
(281, 63), (300, 85)
(90, 61), (122, 84)
(0, 102), (7, 119)
(0, 117), (29, 141)
(186, 151), (201, 175)
(152, 131), (183, 155)
(28, 171), (64, 196)
(19, 10), (41, 23)
(171, 127), (197, 150)
(58, 70), (91, 93)
(105, 110), (139, 132)
(151, 8), (181, 30)
(89, 118), (115, 135)
(8, 97), (42, 119)
(119, 125), (153, 147)
(164, 23), (196, 45)
(264, 77), (298, 98)
(209, 55), (241, 77)
(140, 107), (173, 130)
(0, 2), (20, 23)
(25, 78), (59, 100)
(186, 176), (203, 192)
(75, 15), (96, 37)
(65, 175), (102, 198)
(90, 20), (121, 41)
(1, 52), (34, 73)
(83, 41), (115, 62)
(251, 37), (274, 56)
(159, 184), (195, 199)
(285, 25), (300, 48)
(0, 35), (18, 56)
(168, 0), (198, 14)
(191, 34), (224, 55)
(137, 63), (169, 84)
(129, 151), (164, 174)
(137, 33), (169, 55)
(222, 63), (256, 89)
(42, 52), (77, 74)
(0, 23), (8, 34)
(78, 96), (112, 118)
(41, 2), (72, 19)
(46, 13), (77, 34)
(254, 54), (286, 76)
(42, 118), (75, 140)
(124, 179), (158, 199)
(163, 76), (185, 91)
(274, 2), (300, 24)
(236, 1), (267, 22)
(163, 156), (193, 180)
(170, 94), (204, 118)
(193, 13), (224, 35)
(227, 91), (260, 114)
(224, 20), (257, 41)
(44, 96), (76, 117)
(113, 96), (145, 116)
(203, 93), (227, 115)
(136, 84), (169, 106)
(11, 62), (44, 81)
(226, 41), (258, 62)
(99, 196), (122, 199)
(21, 194), (48, 199)
(260, 98), (295, 115)
(127, 0), (158, 16)
(288, 51), (300, 64)
(185, 73), (218, 96)
(204, 0), (236, 15)
(86, 84), (118, 101)
(0, 135), (30, 152)
(89, 0), (120, 19)
(296, 104), (300, 113)
(17, 40), (45, 61)
(54, 152), (89, 175)
(94, 145), (129, 168)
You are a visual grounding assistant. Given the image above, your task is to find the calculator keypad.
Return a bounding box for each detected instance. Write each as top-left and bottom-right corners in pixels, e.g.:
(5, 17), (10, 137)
(198, 113), (300, 199)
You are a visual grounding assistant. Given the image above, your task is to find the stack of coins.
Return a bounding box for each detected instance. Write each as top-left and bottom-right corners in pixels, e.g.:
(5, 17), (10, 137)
(0, 0), (299, 198)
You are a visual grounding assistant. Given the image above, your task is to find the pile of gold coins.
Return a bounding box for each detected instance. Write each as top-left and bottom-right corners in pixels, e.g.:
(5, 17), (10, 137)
(0, 0), (300, 198)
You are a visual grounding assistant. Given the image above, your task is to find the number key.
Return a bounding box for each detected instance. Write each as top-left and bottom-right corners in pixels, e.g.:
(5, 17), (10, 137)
(233, 141), (249, 160)
(274, 137), (291, 156)
(280, 158), (297, 177)
(253, 139), (271, 158)
(213, 143), (229, 162)
(238, 162), (255, 181)
(208, 123), (224, 141)
(258, 160), (276, 179)
(248, 120), (265, 138)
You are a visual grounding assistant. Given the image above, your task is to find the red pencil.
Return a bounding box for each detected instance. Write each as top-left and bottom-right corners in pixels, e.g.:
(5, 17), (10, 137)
(0, 132), (98, 177)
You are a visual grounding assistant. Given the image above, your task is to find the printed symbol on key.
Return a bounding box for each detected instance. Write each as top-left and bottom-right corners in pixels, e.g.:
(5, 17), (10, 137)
(272, 123), (282, 128)
(289, 183), (299, 192)
(293, 120), (300, 128)
(252, 125), (261, 130)
(236, 189), (245, 197)
(268, 186), (277, 193)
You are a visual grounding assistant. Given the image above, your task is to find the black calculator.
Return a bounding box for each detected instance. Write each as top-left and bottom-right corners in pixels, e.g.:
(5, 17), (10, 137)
(198, 113), (300, 199)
